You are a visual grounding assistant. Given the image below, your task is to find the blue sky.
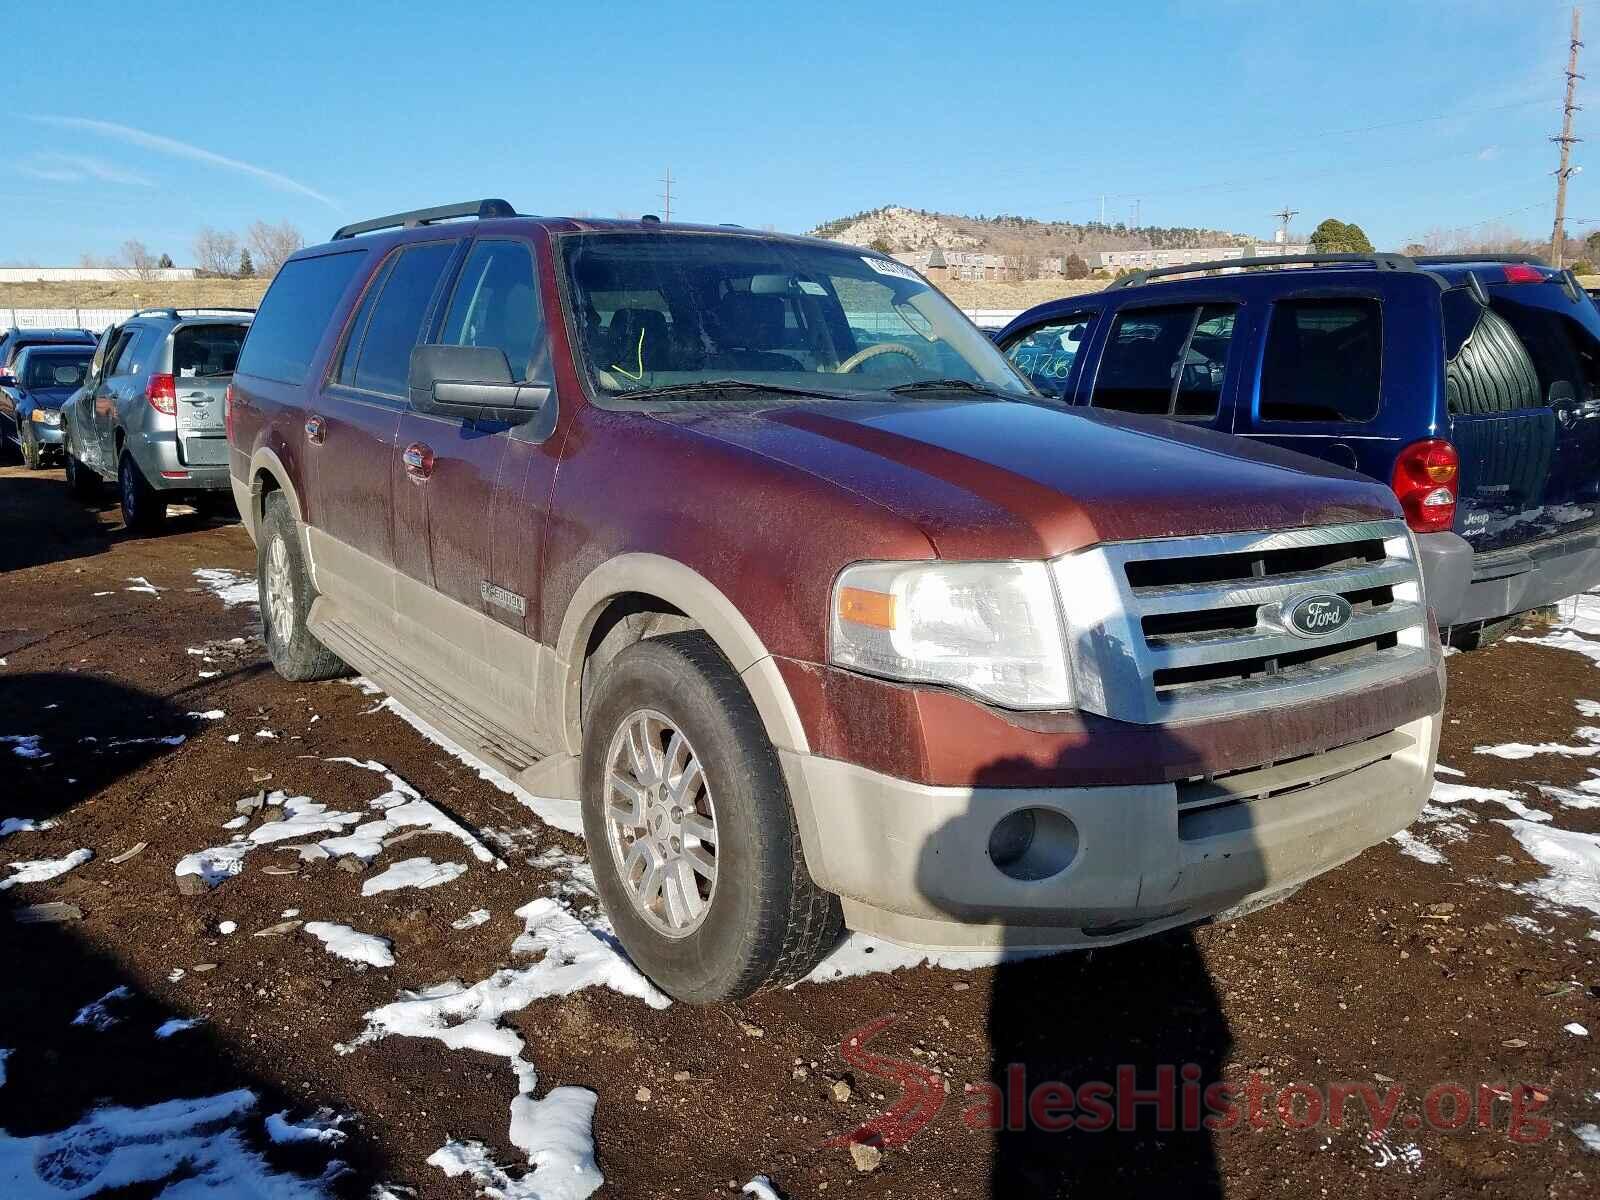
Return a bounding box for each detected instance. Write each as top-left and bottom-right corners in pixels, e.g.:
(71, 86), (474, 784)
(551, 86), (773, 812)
(0, 0), (1587, 263)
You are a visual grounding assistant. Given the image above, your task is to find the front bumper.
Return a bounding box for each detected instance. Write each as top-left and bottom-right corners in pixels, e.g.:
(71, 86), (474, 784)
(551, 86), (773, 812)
(781, 712), (1438, 950)
(1419, 527), (1600, 628)
(125, 430), (231, 493)
(29, 422), (64, 449)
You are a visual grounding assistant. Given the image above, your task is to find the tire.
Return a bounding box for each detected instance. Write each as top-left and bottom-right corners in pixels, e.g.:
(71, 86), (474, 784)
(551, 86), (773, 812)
(20, 427), (42, 471)
(64, 440), (100, 498)
(581, 631), (841, 1003)
(258, 492), (347, 682)
(118, 452), (166, 533)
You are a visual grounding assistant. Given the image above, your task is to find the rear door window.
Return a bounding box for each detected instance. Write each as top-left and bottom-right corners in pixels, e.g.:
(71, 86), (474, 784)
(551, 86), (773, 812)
(1004, 313), (1094, 398)
(238, 249), (368, 385)
(1091, 303), (1237, 418)
(349, 242), (456, 397)
(1259, 298), (1382, 422)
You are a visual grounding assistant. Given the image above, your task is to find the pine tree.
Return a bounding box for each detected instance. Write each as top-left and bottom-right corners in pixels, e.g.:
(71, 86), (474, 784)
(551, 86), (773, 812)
(157, 253), (174, 269)
(238, 248), (255, 278)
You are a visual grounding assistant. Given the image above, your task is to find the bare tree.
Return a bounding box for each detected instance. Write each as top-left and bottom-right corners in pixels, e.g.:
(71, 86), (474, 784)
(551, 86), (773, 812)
(193, 227), (240, 277)
(246, 220), (305, 277)
(120, 239), (159, 281)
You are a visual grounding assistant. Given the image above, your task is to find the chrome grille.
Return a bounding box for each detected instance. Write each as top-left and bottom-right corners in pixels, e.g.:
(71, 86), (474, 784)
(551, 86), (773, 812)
(1051, 520), (1428, 724)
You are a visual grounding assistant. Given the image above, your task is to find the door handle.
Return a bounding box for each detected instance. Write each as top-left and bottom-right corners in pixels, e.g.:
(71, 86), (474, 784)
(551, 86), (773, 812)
(402, 441), (435, 481)
(305, 414), (326, 445)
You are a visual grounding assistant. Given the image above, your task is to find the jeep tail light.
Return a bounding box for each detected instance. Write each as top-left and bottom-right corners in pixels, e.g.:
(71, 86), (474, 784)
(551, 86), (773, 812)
(1503, 263), (1545, 284)
(225, 381), (234, 442)
(1391, 438), (1458, 534)
(145, 372), (177, 416)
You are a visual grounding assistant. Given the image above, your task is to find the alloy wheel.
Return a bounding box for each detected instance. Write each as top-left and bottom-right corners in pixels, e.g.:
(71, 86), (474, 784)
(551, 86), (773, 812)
(264, 534), (296, 644)
(603, 709), (719, 937)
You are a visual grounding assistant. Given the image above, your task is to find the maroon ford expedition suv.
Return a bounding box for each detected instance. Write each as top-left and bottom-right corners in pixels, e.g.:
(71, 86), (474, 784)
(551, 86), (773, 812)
(227, 200), (1444, 1002)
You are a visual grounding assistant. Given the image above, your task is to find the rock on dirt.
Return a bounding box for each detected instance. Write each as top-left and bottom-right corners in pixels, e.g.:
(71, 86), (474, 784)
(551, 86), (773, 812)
(849, 1141), (883, 1173)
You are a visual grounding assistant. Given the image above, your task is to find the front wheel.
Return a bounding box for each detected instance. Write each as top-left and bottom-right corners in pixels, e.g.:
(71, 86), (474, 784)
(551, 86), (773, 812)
(20, 428), (43, 471)
(118, 452), (166, 533)
(581, 631), (841, 1003)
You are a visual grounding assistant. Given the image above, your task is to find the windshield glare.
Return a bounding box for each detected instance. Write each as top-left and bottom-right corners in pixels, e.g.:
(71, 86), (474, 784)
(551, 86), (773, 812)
(20, 352), (91, 390)
(561, 232), (1032, 400)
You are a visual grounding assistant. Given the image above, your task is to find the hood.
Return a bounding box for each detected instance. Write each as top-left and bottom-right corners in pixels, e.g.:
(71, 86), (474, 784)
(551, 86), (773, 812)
(20, 386), (77, 409)
(653, 398), (1400, 559)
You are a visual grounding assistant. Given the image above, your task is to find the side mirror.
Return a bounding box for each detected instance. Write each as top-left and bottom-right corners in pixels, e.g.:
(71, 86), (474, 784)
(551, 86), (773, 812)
(408, 344), (549, 413)
(0, 370), (14, 387)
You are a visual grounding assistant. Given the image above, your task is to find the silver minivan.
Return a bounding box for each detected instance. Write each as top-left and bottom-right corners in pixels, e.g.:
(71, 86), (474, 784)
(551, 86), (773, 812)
(62, 308), (252, 530)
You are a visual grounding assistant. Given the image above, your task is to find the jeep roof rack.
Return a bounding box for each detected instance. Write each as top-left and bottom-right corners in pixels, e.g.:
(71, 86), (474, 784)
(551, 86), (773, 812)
(331, 198), (517, 241)
(1105, 251), (1422, 290)
(129, 306), (256, 320)
(1410, 253), (1550, 267)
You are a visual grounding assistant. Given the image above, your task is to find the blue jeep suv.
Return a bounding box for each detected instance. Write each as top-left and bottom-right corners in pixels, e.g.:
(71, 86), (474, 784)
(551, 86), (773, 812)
(996, 252), (1600, 646)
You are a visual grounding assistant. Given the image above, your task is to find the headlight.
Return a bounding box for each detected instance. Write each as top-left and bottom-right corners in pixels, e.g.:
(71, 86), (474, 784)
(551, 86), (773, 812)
(829, 560), (1073, 709)
(29, 408), (60, 426)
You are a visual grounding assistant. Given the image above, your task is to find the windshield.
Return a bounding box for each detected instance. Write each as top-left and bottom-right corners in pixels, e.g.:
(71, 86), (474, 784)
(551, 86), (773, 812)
(560, 231), (1032, 400)
(20, 351), (91, 390)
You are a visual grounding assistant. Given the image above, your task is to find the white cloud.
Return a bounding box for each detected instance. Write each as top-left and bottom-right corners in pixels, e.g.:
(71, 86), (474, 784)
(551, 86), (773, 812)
(1478, 146), (1501, 161)
(28, 115), (336, 208)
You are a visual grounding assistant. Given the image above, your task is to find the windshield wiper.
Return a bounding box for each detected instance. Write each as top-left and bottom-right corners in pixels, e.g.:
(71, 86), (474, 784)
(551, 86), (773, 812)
(888, 378), (1020, 400)
(620, 378), (842, 402)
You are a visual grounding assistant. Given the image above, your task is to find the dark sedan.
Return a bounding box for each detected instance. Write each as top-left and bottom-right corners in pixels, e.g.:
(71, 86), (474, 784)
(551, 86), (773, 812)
(1, 344), (93, 469)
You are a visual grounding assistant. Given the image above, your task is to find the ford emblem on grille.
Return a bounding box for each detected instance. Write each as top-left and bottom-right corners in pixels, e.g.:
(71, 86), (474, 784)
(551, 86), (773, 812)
(1286, 593), (1353, 638)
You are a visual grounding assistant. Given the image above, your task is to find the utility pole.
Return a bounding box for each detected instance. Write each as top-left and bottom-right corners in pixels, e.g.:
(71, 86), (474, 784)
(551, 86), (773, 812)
(660, 167), (674, 224)
(1133, 199), (1141, 228)
(1551, 6), (1584, 267)
(1099, 194), (1105, 226)
(1272, 205), (1299, 245)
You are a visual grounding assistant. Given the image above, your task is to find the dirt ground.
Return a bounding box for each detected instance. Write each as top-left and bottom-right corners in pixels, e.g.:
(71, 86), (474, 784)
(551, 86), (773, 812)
(1, 459), (1598, 1199)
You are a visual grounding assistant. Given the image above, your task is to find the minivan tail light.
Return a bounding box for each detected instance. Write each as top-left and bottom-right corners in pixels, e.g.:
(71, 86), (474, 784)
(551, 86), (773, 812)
(225, 381), (235, 442)
(145, 372), (177, 415)
(1503, 263), (1545, 284)
(1391, 438), (1459, 534)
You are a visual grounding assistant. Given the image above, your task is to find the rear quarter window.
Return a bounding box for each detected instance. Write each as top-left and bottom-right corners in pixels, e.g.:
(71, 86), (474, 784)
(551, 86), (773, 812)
(238, 250), (368, 386)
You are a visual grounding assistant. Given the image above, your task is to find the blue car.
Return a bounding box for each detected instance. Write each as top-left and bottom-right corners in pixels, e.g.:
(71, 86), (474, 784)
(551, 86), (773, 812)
(0, 343), (94, 469)
(995, 253), (1600, 647)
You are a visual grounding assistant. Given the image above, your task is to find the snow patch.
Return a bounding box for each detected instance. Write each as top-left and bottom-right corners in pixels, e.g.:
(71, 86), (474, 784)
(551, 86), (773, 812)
(1474, 728), (1600, 760)
(316, 759), (502, 868)
(1, 735), (48, 760)
(154, 1017), (204, 1039)
(1391, 830), (1447, 865)
(452, 909), (492, 930)
(361, 857), (468, 896)
(0, 818), (54, 839)
(1433, 780), (1549, 822)
(1574, 1122), (1600, 1153)
(1, 849), (92, 890)
(265, 1109), (347, 1146)
(1499, 819), (1600, 916)
(187, 709), (226, 721)
(0, 1089), (344, 1197)
(71, 987), (131, 1031)
(193, 567), (258, 608)
(123, 576), (160, 596)
(743, 1176), (782, 1200)
(304, 922), (395, 968)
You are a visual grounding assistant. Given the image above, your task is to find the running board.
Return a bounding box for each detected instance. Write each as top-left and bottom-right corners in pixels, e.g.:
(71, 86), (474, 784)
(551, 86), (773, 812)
(310, 604), (547, 779)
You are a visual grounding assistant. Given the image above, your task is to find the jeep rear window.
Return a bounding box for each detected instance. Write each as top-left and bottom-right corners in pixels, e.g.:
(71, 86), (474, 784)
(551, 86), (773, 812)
(1090, 303), (1236, 419)
(1479, 294), (1600, 411)
(237, 249), (367, 386)
(560, 232), (1030, 400)
(1259, 298), (1382, 423)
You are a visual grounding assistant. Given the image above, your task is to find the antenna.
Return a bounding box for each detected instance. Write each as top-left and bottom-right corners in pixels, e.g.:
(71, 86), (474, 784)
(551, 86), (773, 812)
(659, 167), (674, 224)
(1272, 205), (1299, 245)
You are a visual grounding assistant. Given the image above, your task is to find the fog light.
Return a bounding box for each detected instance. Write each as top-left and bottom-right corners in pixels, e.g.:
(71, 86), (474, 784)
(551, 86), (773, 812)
(988, 809), (1036, 869)
(987, 807), (1079, 881)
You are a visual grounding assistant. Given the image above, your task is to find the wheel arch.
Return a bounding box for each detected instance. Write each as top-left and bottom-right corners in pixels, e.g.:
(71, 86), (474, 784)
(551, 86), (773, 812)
(245, 447), (307, 540)
(554, 553), (810, 762)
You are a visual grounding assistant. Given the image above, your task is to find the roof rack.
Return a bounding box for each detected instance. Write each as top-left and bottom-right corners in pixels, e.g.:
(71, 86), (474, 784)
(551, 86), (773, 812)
(129, 306), (256, 320)
(1105, 251), (1421, 290)
(332, 199), (517, 241)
